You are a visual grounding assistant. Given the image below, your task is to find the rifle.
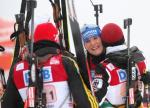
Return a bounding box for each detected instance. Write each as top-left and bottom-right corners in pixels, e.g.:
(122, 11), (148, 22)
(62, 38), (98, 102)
(49, 0), (70, 51)
(49, 0), (65, 50)
(141, 70), (150, 107)
(24, 0), (37, 108)
(89, 0), (103, 26)
(124, 18), (136, 108)
(25, 1), (47, 108)
(10, 0), (27, 60)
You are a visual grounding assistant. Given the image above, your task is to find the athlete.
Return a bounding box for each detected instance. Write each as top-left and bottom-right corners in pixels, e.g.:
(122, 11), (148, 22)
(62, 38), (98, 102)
(93, 23), (149, 107)
(2, 22), (98, 108)
(81, 24), (106, 71)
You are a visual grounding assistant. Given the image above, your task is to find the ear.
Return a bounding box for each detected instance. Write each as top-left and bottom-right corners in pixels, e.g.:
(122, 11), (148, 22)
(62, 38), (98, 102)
(84, 43), (88, 50)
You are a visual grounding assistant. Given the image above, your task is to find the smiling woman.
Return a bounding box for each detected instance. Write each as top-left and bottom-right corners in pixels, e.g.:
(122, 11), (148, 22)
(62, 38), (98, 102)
(74, 0), (150, 69)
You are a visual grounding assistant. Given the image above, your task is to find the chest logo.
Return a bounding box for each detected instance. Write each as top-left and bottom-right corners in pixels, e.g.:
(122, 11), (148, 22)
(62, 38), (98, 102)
(23, 66), (53, 86)
(117, 69), (127, 82)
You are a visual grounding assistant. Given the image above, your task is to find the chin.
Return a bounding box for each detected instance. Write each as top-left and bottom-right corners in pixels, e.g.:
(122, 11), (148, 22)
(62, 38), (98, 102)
(95, 49), (103, 55)
(92, 51), (101, 56)
(94, 53), (101, 56)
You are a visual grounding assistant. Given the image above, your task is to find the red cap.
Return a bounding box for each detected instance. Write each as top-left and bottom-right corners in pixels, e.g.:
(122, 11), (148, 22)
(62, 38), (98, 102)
(101, 23), (125, 46)
(34, 22), (58, 43)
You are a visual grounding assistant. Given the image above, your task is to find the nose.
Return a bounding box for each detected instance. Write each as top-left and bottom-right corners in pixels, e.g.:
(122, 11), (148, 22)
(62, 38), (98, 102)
(90, 38), (96, 46)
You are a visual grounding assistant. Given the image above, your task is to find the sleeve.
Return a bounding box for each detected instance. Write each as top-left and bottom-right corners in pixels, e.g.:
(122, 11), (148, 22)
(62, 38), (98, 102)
(1, 66), (24, 108)
(136, 60), (146, 75)
(62, 56), (98, 108)
(136, 60), (150, 84)
(93, 63), (109, 106)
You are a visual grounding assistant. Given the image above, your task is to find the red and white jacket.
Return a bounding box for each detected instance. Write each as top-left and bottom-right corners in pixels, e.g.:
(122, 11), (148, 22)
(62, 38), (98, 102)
(2, 54), (98, 108)
(93, 45), (146, 106)
(13, 55), (73, 108)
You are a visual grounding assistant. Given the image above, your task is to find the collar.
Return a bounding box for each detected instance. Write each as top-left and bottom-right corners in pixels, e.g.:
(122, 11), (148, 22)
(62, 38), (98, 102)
(106, 44), (127, 54)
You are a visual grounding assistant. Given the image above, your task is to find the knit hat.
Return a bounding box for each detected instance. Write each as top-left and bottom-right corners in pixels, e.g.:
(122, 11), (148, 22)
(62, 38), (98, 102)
(101, 23), (125, 47)
(34, 22), (59, 43)
(81, 24), (101, 43)
(33, 22), (61, 56)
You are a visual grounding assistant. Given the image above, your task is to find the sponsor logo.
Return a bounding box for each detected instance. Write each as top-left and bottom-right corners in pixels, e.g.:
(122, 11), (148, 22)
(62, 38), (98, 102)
(23, 70), (30, 86)
(117, 69), (127, 82)
(50, 57), (60, 65)
(106, 63), (115, 71)
(23, 66), (53, 86)
(131, 66), (137, 80)
(92, 76), (103, 92)
(16, 62), (24, 71)
(42, 66), (53, 82)
(83, 29), (98, 37)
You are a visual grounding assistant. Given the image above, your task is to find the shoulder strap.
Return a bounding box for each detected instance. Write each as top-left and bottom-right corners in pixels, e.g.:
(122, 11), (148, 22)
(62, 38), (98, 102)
(62, 55), (99, 108)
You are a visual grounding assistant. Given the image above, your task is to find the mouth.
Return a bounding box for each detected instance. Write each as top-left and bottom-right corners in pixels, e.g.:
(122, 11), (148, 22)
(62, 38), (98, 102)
(91, 45), (99, 51)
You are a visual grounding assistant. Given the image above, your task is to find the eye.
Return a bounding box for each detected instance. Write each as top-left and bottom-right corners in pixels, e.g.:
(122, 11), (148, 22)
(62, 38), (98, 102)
(85, 39), (90, 43)
(93, 37), (99, 40)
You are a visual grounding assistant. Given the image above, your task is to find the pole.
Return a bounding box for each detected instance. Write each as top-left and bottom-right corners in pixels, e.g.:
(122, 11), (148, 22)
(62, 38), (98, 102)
(124, 18), (134, 108)
(94, 4), (102, 26)
(89, 0), (103, 26)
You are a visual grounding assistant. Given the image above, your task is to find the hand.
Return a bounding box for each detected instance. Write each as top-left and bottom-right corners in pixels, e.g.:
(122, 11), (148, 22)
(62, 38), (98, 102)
(134, 89), (142, 107)
(140, 71), (150, 85)
(0, 87), (5, 99)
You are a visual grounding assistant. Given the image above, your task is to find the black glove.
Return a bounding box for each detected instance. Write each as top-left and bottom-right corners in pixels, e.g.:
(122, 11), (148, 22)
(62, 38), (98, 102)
(134, 89), (142, 107)
(140, 71), (150, 85)
(95, 64), (109, 82)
